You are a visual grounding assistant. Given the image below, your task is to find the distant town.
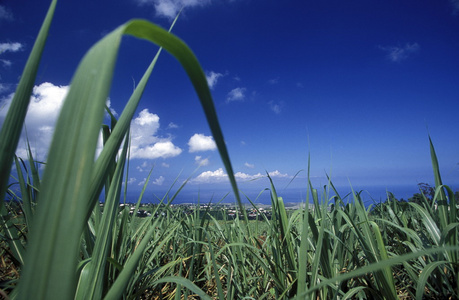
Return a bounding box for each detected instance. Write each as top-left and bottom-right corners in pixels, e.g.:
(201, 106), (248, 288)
(104, 202), (317, 220)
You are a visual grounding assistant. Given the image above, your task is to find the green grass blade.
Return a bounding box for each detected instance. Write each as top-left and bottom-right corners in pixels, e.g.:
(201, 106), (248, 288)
(297, 153), (311, 295)
(75, 133), (130, 300)
(104, 221), (181, 300)
(154, 277), (212, 300)
(408, 202), (441, 246)
(0, 0), (57, 208)
(416, 260), (448, 300)
(429, 136), (448, 230)
(16, 24), (125, 300)
(123, 19), (242, 212)
(303, 246), (459, 298)
(13, 157), (33, 227)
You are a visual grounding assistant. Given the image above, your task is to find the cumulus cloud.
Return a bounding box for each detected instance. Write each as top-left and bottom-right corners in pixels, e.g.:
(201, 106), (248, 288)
(188, 133), (216, 152)
(0, 83), (181, 162)
(137, 0), (211, 19)
(234, 171), (264, 181)
(0, 82), (69, 160)
(268, 170), (289, 178)
(0, 42), (23, 54)
(206, 71), (224, 89)
(190, 168), (289, 184)
(191, 168), (228, 183)
(129, 108), (182, 159)
(226, 87), (246, 103)
(131, 140), (182, 159)
(379, 43), (420, 62)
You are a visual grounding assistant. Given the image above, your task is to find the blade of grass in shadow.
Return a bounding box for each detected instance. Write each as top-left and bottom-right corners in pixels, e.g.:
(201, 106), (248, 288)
(104, 220), (183, 300)
(75, 132), (130, 300)
(154, 277), (212, 300)
(0, 0), (57, 208)
(416, 260), (448, 300)
(301, 245), (459, 298)
(16, 19), (129, 300)
(16, 13), (238, 300)
(297, 153), (311, 296)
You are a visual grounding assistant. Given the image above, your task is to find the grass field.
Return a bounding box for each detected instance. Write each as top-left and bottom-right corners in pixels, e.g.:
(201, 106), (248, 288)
(1, 1), (458, 299)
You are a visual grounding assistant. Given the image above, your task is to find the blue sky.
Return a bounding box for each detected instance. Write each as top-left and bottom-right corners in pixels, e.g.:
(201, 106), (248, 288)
(1, 0), (459, 202)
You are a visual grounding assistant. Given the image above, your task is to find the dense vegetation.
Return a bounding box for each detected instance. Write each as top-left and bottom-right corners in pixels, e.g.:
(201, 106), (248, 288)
(1, 1), (458, 299)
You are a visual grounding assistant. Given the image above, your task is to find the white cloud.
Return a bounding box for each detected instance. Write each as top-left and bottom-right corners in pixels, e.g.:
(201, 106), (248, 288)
(379, 43), (420, 62)
(191, 168), (228, 183)
(234, 171), (264, 181)
(206, 71), (224, 89)
(195, 155), (209, 166)
(162, 162), (170, 168)
(0, 6), (13, 22)
(0, 83), (181, 162)
(188, 133), (216, 152)
(129, 108), (182, 159)
(226, 87), (246, 102)
(244, 162), (254, 168)
(0, 82), (69, 160)
(190, 168), (287, 184)
(131, 141), (182, 159)
(0, 42), (23, 54)
(137, 0), (211, 19)
(268, 170), (289, 178)
(152, 175), (165, 185)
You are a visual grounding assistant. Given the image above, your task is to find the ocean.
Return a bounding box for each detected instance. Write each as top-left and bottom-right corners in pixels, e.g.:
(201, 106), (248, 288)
(125, 183), (458, 207)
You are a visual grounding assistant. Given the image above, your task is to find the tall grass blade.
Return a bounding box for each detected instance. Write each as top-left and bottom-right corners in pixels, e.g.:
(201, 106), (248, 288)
(86, 13), (181, 220)
(429, 137), (448, 230)
(303, 246), (459, 297)
(75, 133), (130, 300)
(123, 20), (242, 212)
(154, 277), (213, 300)
(15, 13), (236, 299)
(0, 0), (57, 208)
